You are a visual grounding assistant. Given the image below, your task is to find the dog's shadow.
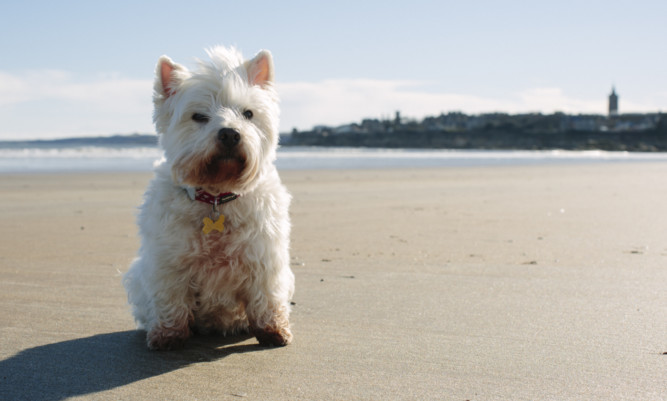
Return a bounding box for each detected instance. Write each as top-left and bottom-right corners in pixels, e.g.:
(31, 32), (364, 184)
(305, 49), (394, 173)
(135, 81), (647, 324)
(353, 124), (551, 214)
(0, 330), (262, 401)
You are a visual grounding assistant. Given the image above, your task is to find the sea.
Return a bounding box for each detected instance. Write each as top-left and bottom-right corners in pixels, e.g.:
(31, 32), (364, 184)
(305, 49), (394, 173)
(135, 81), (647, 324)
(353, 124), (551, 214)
(1, 139), (667, 173)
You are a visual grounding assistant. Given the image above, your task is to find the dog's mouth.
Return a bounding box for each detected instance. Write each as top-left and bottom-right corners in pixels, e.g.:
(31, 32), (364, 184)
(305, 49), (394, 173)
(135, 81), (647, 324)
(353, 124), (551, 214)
(210, 148), (239, 163)
(175, 149), (247, 189)
(202, 153), (246, 183)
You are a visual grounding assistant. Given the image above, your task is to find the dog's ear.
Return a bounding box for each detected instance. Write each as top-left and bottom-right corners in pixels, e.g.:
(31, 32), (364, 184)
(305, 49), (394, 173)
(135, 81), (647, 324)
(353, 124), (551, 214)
(154, 56), (188, 100)
(245, 50), (274, 88)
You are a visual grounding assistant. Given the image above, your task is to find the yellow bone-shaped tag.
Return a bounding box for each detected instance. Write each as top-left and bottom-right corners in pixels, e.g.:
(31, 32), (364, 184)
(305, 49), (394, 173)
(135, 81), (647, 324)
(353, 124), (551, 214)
(202, 214), (225, 234)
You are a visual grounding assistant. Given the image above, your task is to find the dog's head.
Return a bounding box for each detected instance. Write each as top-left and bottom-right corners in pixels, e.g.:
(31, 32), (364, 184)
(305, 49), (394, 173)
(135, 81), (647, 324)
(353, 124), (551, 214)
(153, 46), (280, 193)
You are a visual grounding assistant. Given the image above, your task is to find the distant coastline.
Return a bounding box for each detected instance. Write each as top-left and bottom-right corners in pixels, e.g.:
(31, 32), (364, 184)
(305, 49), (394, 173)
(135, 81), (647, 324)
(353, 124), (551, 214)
(284, 127), (667, 152)
(0, 134), (158, 149)
(2, 111), (667, 152)
(284, 112), (667, 152)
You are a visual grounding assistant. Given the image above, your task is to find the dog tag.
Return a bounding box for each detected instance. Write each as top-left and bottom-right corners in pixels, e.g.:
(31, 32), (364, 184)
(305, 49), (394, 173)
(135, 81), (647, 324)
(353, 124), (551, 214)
(202, 214), (225, 234)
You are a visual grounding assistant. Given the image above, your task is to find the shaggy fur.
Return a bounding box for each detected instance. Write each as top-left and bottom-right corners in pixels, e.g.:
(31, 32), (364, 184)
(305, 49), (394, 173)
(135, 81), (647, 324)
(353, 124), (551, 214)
(123, 46), (294, 350)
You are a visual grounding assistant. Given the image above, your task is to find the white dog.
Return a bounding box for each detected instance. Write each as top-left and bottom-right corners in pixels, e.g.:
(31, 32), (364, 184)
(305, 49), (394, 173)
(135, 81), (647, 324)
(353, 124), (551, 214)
(123, 46), (294, 350)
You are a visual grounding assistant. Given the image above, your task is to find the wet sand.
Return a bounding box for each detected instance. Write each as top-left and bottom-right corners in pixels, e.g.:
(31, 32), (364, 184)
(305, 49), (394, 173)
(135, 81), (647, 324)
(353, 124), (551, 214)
(1, 164), (666, 400)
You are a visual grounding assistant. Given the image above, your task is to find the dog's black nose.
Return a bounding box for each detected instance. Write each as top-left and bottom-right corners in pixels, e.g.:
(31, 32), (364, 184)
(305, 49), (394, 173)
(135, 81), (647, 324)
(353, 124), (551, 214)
(217, 128), (241, 148)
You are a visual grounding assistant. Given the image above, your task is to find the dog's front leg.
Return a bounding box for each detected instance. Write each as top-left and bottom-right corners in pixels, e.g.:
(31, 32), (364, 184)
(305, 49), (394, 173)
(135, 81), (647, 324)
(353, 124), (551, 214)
(247, 300), (292, 347)
(145, 274), (193, 350)
(245, 267), (294, 347)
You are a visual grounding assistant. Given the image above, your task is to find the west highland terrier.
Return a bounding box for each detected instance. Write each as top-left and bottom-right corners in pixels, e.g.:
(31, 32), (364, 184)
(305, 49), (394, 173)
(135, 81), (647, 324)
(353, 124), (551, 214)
(123, 46), (294, 350)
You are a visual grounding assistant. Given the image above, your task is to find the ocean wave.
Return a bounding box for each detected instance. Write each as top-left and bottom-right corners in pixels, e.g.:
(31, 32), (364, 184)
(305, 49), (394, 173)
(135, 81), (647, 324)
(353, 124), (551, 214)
(278, 147), (664, 160)
(1, 145), (667, 172)
(0, 146), (163, 159)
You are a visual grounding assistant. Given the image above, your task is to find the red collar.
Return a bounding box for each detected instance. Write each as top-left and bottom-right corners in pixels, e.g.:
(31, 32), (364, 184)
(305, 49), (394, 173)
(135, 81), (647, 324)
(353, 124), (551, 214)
(185, 187), (240, 205)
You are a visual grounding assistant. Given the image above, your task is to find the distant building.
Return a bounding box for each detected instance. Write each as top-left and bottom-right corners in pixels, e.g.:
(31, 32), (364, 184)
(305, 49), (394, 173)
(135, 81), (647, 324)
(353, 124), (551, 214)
(608, 86), (619, 116)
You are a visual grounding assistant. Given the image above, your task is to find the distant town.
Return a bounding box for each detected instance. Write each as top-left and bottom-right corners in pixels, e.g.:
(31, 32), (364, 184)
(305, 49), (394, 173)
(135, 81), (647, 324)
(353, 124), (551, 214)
(284, 88), (667, 151)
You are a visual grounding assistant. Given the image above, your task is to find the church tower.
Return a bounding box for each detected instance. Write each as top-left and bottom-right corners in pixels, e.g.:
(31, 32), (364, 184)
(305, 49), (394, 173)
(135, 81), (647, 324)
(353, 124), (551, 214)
(608, 86), (618, 116)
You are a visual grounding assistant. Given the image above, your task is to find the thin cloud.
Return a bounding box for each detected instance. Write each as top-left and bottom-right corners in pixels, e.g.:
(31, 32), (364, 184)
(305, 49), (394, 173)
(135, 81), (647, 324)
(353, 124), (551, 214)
(0, 70), (151, 107)
(0, 71), (662, 139)
(277, 80), (617, 131)
(0, 70), (153, 139)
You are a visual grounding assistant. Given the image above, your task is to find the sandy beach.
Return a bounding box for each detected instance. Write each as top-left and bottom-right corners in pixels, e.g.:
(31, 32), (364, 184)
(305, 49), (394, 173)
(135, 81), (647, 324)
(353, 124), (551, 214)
(1, 163), (665, 400)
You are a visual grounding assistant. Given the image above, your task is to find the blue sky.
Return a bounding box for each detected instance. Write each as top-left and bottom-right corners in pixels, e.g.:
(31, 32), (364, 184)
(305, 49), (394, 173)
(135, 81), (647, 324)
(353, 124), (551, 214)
(1, 0), (666, 139)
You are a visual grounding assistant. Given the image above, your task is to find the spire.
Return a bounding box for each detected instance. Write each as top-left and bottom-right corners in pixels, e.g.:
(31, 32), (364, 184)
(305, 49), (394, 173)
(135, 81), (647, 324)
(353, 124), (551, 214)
(608, 86), (619, 116)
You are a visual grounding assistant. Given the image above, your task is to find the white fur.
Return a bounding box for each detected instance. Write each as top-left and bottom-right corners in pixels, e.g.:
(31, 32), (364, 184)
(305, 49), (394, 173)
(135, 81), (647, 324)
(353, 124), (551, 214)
(123, 46), (294, 350)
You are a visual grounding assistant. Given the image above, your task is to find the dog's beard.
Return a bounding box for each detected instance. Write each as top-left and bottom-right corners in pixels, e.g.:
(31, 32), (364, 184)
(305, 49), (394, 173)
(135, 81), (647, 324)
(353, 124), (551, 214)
(201, 155), (245, 184)
(174, 148), (245, 189)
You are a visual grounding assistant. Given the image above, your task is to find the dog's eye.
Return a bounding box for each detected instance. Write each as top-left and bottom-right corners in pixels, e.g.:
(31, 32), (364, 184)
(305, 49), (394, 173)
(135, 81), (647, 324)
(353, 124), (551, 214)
(242, 110), (253, 120)
(192, 113), (210, 123)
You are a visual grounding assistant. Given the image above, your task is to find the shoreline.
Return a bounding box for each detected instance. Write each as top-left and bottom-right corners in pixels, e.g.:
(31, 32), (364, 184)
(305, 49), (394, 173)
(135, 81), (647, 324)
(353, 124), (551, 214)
(1, 163), (666, 400)
(2, 147), (667, 174)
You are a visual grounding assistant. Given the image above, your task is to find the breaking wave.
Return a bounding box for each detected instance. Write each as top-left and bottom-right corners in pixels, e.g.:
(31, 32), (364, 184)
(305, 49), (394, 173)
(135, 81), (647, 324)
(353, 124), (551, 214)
(1, 145), (667, 173)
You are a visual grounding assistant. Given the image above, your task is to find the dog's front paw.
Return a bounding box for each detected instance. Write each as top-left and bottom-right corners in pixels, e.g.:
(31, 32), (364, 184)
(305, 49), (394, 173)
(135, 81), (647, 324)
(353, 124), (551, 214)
(147, 325), (191, 351)
(253, 325), (292, 347)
